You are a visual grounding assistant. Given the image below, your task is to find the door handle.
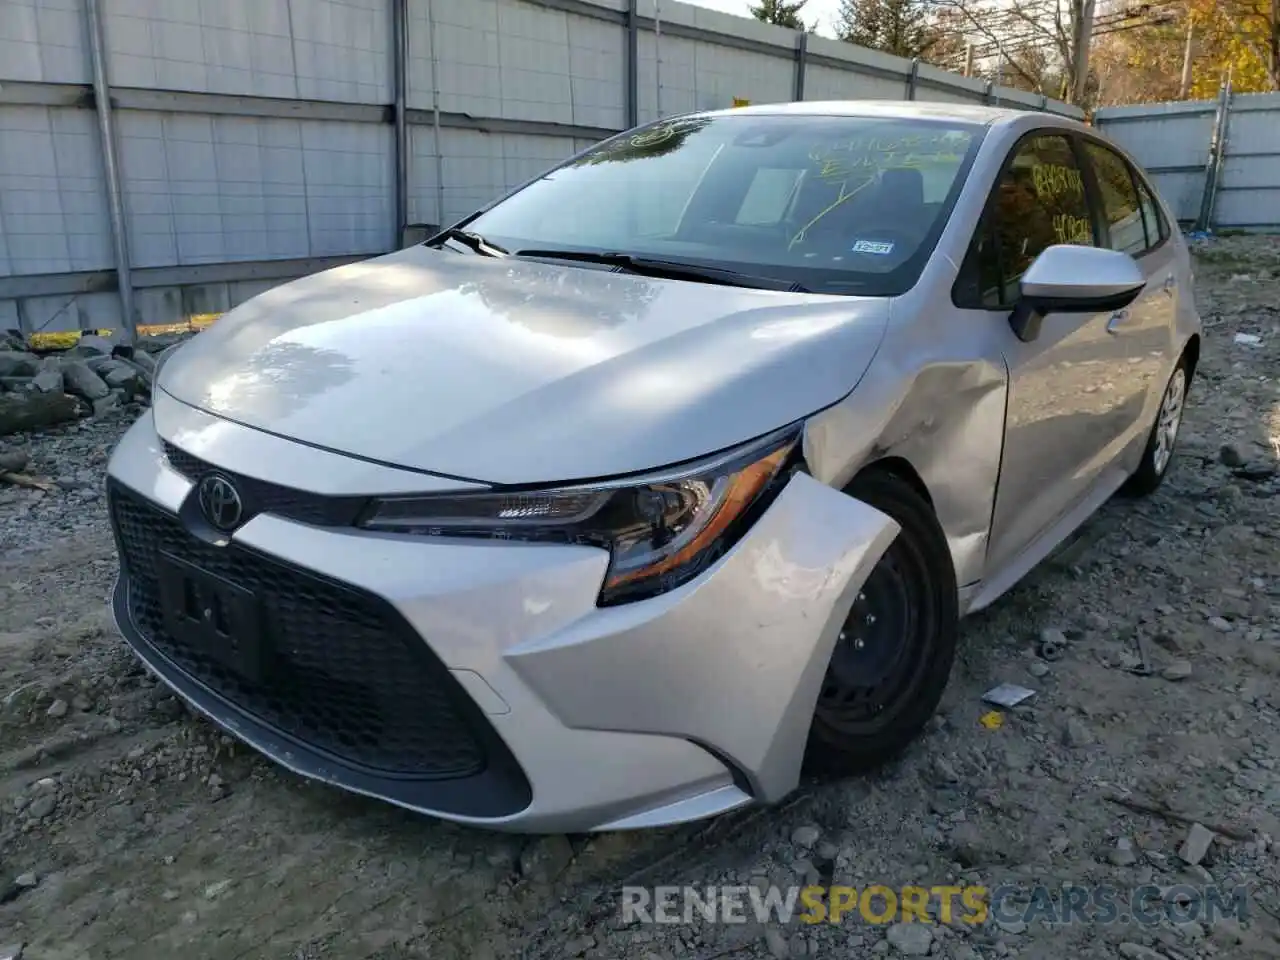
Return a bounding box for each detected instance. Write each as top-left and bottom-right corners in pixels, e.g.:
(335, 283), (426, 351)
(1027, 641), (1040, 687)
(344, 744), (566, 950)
(1162, 273), (1177, 295)
(1106, 309), (1130, 333)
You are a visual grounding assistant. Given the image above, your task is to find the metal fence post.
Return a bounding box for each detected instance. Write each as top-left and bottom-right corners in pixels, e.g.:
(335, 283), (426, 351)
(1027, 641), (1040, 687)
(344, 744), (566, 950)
(84, 0), (135, 338)
(793, 31), (807, 102)
(626, 0), (639, 128)
(424, 0), (445, 228)
(391, 0), (408, 245)
(654, 0), (663, 119)
(1197, 79), (1232, 231)
(906, 58), (919, 100)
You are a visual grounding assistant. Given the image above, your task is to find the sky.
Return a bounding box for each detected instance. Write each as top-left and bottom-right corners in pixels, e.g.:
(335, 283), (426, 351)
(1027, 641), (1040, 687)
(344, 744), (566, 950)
(681, 0), (845, 37)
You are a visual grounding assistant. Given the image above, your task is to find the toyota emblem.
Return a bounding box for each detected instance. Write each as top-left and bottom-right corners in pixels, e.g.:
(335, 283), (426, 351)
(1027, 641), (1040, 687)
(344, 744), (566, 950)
(198, 474), (244, 531)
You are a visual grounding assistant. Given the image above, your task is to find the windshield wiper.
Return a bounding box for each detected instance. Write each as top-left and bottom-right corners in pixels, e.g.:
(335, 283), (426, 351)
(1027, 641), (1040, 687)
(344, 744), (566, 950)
(427, 228), (508, 257)
(512, 249), (808, 293)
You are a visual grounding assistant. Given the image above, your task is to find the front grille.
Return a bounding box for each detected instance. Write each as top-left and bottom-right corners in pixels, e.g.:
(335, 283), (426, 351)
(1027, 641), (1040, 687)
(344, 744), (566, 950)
(109, 481), (488, 779)
(162, 441), (368, 527)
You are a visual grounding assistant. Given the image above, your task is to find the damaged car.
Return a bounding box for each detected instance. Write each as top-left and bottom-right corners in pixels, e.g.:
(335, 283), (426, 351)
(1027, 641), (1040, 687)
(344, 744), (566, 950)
(106, 101), (1201, 833)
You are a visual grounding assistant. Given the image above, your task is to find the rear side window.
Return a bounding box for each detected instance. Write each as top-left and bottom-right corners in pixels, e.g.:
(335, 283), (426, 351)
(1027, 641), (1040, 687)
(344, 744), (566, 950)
(956, 132), (1096, 309)
(1082, 140), (1146, 256)
(1134, 174), (1168, 247)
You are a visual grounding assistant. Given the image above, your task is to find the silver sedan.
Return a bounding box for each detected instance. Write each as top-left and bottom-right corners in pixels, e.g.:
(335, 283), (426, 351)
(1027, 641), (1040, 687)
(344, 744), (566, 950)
(106, 101), (1200, 833)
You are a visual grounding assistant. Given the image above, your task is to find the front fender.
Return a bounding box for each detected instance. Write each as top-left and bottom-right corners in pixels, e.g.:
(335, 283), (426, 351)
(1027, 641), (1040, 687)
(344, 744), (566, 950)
(504, 472), (899, 805)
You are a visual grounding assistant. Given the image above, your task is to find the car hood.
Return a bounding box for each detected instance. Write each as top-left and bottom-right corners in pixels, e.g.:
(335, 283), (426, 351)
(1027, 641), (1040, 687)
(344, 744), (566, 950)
(158, 246), (891, 485)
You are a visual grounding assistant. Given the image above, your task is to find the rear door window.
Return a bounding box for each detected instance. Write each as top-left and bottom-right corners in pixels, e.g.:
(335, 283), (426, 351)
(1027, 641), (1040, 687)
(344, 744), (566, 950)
(1082, 140), (1147, 256)
(1134, 174), (1169, 249)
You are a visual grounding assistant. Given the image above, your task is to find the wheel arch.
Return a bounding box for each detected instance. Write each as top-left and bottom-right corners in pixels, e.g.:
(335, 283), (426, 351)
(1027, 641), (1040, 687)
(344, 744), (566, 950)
(1182, 333), (1201, 382)
(851, 455), (935, 509)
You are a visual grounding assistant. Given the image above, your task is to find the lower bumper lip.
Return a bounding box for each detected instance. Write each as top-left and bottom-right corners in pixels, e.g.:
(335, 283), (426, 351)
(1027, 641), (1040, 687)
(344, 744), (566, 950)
(108, 554), (534, 821)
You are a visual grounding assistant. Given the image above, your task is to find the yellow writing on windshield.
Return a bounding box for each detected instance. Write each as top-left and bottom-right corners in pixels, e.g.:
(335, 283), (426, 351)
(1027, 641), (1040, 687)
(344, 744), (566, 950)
(1033, 164), (1084, 200)
(815, 151), (962, 181)
(812, 131), (971, 161)
(817, 155), (876, 178)
(630, 123), (679, 148)
(1052, 213), (1092, 244)
(788, 176), (875, 250)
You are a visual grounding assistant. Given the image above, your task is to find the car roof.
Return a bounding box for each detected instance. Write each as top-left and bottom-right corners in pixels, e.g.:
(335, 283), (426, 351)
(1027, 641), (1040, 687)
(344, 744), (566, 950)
(692, 99), (1079, 129)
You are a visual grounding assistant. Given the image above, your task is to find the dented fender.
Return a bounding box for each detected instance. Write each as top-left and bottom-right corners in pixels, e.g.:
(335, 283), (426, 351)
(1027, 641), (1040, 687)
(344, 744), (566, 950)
(505, 472), (900, 804)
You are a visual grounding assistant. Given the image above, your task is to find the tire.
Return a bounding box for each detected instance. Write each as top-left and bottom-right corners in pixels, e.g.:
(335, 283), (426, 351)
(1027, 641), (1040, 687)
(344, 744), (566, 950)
(1120, 353), (1191, 498)
(803, 469), (959, 778)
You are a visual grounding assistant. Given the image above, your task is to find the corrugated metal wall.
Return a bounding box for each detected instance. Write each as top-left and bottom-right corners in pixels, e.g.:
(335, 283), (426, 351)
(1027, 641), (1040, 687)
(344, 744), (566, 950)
(1095, 91), (1280, 232)
(0, 0), (1082, 338)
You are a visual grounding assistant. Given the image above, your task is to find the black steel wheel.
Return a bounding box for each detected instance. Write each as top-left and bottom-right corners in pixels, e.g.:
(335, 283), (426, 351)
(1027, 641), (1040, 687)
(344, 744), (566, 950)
(804, 469), (959, 777)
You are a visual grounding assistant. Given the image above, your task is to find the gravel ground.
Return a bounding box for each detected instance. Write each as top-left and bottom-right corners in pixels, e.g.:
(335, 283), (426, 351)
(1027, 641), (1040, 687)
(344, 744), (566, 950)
(2, 237), (1279, 960)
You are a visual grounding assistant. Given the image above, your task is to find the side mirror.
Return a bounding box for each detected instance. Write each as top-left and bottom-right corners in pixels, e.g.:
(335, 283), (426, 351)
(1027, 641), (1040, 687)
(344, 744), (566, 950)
(1009, 245), (1145, 342)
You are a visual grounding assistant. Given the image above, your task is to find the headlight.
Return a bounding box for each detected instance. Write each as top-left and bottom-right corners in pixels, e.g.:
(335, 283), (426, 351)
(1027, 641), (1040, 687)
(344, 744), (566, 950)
(358, 426), (801, 605)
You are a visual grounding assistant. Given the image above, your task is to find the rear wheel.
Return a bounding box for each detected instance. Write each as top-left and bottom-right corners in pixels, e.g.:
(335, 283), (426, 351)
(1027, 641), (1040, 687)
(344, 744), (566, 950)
(803, 470), (959, 777)
(1121, 354), (1190, 497)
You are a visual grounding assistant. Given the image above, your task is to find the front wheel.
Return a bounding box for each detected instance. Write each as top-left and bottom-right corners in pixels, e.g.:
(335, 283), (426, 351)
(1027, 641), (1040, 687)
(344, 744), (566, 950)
(803, 470), (959, 778)
(1121, 355), (1190, 497)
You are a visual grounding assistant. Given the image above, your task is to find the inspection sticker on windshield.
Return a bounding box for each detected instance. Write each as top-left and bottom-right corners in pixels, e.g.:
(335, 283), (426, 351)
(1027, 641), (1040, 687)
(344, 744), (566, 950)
(851, 239), (895, 255)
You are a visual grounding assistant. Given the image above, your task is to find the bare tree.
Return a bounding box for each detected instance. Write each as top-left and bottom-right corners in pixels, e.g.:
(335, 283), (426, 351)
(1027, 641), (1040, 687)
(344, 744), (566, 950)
(929, 0), (1090, 98)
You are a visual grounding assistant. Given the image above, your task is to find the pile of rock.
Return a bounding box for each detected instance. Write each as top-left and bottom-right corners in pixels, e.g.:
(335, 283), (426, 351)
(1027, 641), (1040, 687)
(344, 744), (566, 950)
(0, 330), (183, 438)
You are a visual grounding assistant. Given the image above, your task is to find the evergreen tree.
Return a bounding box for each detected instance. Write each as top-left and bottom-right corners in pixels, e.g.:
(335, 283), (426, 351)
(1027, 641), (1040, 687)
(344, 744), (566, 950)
(836, 0), (940, 59)
(749, 0), (808, 30)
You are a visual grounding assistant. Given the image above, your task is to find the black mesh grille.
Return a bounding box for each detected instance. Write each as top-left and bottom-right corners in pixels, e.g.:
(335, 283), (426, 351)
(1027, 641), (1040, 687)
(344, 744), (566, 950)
(162, 441), (368, 527)
(109, 482), (488, 779)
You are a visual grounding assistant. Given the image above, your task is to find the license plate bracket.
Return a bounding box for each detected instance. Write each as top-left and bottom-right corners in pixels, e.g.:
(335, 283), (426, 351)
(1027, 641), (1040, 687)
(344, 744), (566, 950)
(156, 551), (269, 683)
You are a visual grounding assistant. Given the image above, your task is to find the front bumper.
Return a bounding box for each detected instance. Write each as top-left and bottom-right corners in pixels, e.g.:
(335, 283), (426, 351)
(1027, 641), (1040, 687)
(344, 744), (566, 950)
(105, 399), (898, 833)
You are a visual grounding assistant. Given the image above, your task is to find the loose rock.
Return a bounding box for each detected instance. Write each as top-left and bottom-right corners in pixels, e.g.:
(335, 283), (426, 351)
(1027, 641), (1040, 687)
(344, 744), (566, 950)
(0, 391), (80, 436)
(91, 393), (123, 417)
(1108, 837), (1137, 866)
(0, 446), (29, 472)
(1161, 660), (1192, 681)
(31, 369), (63, 393)
(1063, 717), (1094, 748)
(790, 824), (821, 849)
(60, 361), (110, 401)
(1178, 823), (1215, 866)
(0, 351), (40, 377)
(71, 334), (114, 356)
(203, 879), (233, 899)
(27, 793), (56, 819)
(519, 835), (574, 884)
(885, 922), (933, 956)
(1219, 444), (1245, 467)
(46, 699), (68, 719)
(764, 929), (790, 959)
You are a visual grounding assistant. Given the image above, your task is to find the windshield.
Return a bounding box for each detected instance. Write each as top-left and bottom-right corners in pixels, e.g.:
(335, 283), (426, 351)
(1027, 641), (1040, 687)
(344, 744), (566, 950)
(462, 113), (986, 297)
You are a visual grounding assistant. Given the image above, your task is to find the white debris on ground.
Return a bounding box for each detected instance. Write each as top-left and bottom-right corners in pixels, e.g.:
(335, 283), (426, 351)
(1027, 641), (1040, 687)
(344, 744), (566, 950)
(2, 236), (1280, 959)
